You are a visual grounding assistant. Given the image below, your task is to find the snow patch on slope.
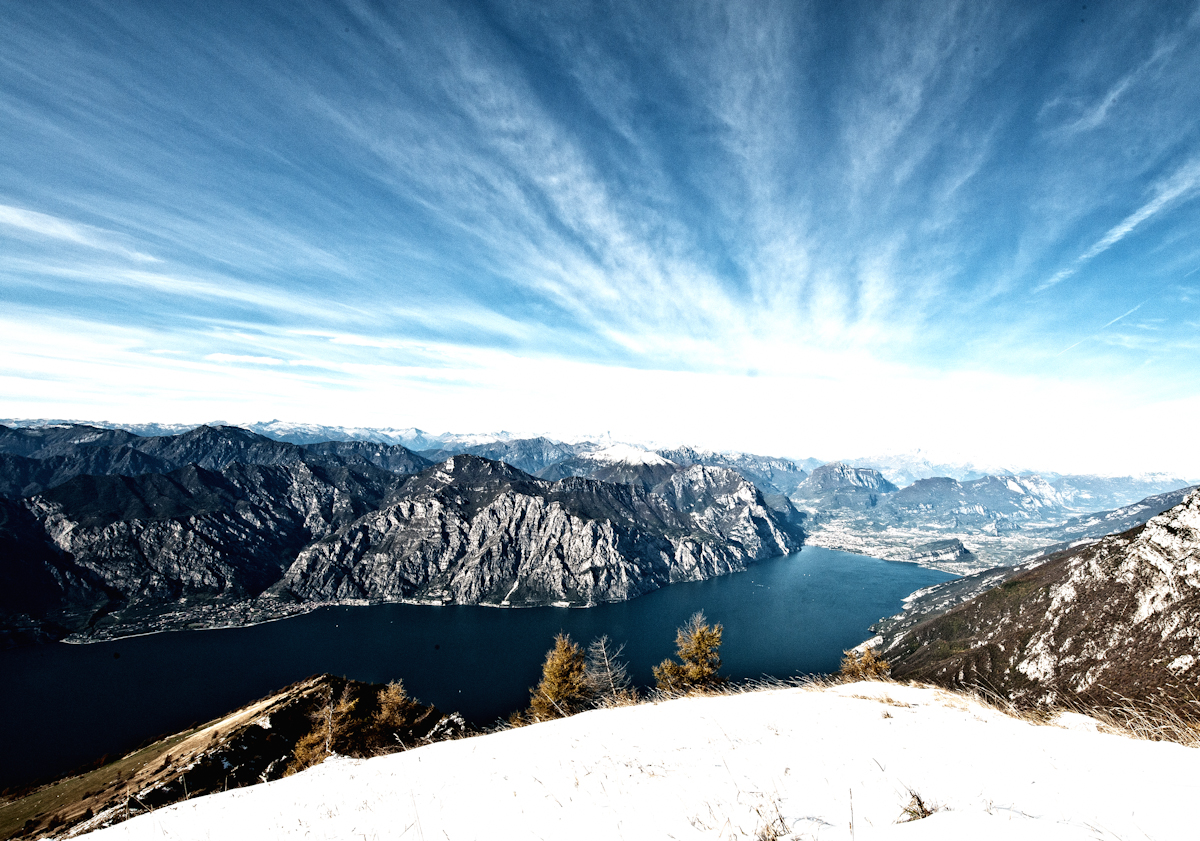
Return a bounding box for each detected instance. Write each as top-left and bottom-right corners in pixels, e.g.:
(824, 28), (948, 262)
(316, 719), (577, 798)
(85, 683), (1198, 841)
(578, 444), (675, 466)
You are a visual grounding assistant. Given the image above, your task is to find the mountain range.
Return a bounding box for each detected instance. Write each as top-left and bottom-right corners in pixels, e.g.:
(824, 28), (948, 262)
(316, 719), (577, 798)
(3, 418), (1196, 646)
(790, 459), (1196, 570)
(0, 424), (800, 646)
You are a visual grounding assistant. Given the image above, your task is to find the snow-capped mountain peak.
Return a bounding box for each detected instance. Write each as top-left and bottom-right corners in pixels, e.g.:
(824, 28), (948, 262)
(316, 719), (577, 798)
(578, 444), (675, 466)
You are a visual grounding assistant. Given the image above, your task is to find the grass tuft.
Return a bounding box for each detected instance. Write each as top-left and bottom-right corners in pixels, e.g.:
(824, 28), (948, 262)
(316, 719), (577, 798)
(897, 789), (941, 822)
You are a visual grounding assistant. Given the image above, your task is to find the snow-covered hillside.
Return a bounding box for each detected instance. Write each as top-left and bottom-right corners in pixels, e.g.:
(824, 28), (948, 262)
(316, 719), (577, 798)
(82, 682), (1197, 840)
(578, 443), (675, 465)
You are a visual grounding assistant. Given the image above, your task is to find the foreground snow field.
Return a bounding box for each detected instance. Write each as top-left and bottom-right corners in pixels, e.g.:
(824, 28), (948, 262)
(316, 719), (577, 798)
(84, 682), (1197, 840)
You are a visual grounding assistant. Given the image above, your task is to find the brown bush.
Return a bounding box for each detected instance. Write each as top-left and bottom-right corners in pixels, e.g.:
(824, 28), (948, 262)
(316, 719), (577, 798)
(839, 647), (891, 681)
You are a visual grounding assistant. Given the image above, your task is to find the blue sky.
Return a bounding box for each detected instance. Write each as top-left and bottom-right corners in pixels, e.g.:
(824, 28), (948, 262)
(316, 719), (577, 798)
(2, 0), (1199, 474)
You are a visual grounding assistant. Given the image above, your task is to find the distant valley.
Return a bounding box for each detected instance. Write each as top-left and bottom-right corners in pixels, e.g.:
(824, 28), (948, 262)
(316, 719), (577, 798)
(792, 461), (1196, 571)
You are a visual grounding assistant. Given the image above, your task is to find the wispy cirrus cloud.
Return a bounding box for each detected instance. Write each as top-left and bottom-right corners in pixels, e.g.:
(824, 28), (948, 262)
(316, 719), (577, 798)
(1037, 157), (1200, 292)
(3, 0), (1200, 472)
(0, 203), (159, 262)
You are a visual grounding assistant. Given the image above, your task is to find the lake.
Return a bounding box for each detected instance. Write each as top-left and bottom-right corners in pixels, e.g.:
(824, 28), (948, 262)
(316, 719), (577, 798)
(0, 546), (953, 789)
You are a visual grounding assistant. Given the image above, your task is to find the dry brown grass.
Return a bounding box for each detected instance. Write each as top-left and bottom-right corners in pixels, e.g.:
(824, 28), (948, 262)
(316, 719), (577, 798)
(906, 680), (1200, 748)
(688, 672), (1200, 750)
(897, 789), (941, 822)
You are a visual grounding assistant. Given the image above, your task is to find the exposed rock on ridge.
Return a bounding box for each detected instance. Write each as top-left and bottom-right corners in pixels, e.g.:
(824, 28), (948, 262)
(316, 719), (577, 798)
(1, 451), (800, 644)
(880, 489), (1200, 711)
(274, 457), (799, 608)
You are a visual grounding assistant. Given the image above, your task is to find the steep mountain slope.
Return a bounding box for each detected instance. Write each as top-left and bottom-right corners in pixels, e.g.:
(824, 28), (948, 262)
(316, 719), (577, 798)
(880, 489), (1200, 712)
(0, 675), (462, 840)
(883, 474), (1065, 532)
(124, 425), (313, 470)
(0, 450), (175, 499)
(2, 451), (799, 642)
(298, 440), (431, 474)
(77, 682), (1200, 841)
(533, 446), (682, 489)
(1, 458), (407, 644)
(790, 462), (898, 513)
(274, 456), (799, 608)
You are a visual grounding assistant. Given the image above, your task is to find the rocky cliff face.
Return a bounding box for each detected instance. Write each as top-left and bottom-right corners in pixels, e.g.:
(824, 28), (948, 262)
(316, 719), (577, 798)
(1, 444), (800, 643)
(879, 489), (1200, 711)
(800, 462), (897, 494)
(789, 462), (898, 515)
(273, 457), (799, 608)
(0, 458), (407, 644)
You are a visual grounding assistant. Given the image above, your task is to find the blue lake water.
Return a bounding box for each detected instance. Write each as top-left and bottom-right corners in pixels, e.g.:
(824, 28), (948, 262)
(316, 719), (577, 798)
(0, 547), (953, 788)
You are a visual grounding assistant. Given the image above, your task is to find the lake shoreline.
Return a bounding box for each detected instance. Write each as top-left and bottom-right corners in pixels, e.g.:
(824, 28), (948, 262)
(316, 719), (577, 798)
(59, 546), (958, 646)
(2, 548), (955, 790)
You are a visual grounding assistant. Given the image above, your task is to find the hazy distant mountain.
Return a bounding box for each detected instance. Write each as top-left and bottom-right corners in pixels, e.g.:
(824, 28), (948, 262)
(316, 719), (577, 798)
(655, 446), (809, 495)
(794, 463), (1199, 571)
(1031, 484), (1200, 546)
(1048, 474), (1197, 511)
(245, 420), (435, 448)
(844, 451), (1020, 486)
(419, 436), (581, 474)
(790, 462), (898, 513)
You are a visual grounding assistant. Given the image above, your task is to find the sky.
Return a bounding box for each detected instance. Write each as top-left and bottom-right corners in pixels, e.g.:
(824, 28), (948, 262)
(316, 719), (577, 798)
(2, 0), (1199, 476)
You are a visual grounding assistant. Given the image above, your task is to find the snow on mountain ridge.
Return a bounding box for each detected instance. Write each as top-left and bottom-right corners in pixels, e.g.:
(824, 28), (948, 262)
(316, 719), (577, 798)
(577, 443), (675, 466)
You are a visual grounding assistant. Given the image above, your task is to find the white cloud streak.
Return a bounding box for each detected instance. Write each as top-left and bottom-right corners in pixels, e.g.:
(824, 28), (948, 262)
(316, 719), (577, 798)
(1057, 301), (1146, 356)
(1037, 157), (1200, 292)
(0, 203), (159, 263)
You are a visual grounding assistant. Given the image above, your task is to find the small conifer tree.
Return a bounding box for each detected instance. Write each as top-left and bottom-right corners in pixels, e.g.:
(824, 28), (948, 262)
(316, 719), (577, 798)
(527, 633), (592, 722)
(286, 683), (358, 775)
(585, 635), (638, 706)
(653, 611), (726, 694)
(372, 680), (423, 749)
(839, 647), (890, 681)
